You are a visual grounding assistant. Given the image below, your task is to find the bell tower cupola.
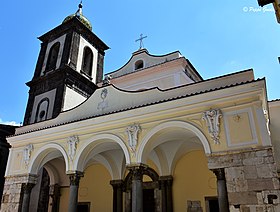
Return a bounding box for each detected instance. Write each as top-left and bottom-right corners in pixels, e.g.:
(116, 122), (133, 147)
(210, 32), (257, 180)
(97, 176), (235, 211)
(23, 3), (109, 125)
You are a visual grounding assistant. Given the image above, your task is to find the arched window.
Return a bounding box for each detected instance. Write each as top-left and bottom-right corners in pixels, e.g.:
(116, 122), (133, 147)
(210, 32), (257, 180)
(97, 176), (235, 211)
(35, 98), (49, 122)
(135, 60), (144, 70)
(81, 47), (93, 78)
(46, 42), (60, 72)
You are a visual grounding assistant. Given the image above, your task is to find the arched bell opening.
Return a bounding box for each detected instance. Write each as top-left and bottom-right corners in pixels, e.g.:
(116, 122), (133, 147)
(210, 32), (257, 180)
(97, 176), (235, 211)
(45, 42), (60, 72)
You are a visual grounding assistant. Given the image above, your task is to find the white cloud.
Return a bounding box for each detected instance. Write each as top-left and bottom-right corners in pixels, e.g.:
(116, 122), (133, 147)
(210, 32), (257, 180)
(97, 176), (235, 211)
(0, 118), (21, 126)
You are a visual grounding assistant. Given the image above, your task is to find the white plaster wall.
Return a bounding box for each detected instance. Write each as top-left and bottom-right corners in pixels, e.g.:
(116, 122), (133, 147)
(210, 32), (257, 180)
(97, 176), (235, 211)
(108, 50), (181, 78)
(41, 34), (66, 75)
(105, 50), (196, 91)
(30, 89), (57, 124)
(76, 36), (98, 83)
(62, 86), (87, 111)
(111, 65), (194, 91)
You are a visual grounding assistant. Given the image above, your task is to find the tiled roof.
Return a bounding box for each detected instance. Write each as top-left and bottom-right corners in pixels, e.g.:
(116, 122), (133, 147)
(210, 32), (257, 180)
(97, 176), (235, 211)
(269, 99), (280, 102)
(11, 77), (264, 136)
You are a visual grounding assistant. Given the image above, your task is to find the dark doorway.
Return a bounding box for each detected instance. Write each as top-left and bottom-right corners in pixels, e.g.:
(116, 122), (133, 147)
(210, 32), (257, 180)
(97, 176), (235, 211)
(205, 197), (219, 212)
(38, 168), (50, 212)
(143, 189), (155, 212)
(77, 202), (90, 212)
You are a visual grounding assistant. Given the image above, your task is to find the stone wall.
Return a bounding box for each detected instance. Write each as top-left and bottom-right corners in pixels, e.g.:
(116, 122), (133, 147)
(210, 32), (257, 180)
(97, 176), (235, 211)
(208, 147), (280, 212)
(1, 174), (36, 212)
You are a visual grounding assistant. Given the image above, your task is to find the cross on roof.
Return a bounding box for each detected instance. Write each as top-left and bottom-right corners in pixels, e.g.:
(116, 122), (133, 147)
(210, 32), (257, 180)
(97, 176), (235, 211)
(135, 34), (147, 49)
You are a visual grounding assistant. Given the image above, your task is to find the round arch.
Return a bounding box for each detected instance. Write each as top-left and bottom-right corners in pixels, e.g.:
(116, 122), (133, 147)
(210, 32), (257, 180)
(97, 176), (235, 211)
(136, 120), (211, 163)
(74, 133), (130, 173)
(29, 143), (69, 175)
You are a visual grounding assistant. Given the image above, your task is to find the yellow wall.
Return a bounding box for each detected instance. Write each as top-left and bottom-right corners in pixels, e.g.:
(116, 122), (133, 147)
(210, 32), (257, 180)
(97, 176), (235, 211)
(79, 164), (113, 212)
(59, 187), (70, 211)
(173, 150), (217, 212)
(59, 152), (215, 211)
(59, 164), (113, 212)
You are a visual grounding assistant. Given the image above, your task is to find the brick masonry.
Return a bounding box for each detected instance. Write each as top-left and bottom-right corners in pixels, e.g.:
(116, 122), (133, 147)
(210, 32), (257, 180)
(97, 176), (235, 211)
(208, 147), (280, 212)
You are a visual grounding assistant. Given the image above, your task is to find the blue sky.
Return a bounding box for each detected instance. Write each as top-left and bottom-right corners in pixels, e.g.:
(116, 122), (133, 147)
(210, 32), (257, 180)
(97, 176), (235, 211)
(0, 0), (279, 125)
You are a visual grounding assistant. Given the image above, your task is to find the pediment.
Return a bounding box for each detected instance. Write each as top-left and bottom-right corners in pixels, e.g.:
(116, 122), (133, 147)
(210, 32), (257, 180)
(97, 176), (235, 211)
(106, 49), (182, 79)
(15, 69), (257, 135)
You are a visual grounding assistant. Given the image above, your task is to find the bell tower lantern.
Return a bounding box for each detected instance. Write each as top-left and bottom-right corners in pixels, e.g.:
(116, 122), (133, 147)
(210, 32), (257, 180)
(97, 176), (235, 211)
(23, 3), (109, 125)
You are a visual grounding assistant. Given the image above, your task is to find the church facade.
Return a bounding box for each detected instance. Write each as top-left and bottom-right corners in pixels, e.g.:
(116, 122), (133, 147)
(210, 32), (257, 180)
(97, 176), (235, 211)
(1, 4), (280, 212)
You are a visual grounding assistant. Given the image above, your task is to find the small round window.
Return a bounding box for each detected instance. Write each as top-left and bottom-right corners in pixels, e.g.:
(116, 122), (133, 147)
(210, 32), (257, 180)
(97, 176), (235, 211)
(135, 60), (144, 70)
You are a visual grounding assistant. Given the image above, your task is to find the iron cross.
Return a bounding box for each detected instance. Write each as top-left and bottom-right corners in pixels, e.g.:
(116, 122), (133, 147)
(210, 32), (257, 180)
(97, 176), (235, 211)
(135, 34), (147, 49)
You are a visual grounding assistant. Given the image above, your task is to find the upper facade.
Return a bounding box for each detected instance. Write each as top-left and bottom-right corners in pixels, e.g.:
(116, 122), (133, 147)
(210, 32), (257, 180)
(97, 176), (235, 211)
(104, 48), (203, 91)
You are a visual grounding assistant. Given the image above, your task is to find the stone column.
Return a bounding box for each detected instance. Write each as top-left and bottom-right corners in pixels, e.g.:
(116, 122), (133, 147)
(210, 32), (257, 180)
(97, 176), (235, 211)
(21, 183), (35, 212)
(49, 184), (61, 212)
(127, 164), (146, 212)
(213, 168), (229, 212)
(124, 191), (132, 212)
(110, 180), (123, 212)
(68, 172), (83, 212)
(159, 176), (173, 212)
(166, 176), (173, 212)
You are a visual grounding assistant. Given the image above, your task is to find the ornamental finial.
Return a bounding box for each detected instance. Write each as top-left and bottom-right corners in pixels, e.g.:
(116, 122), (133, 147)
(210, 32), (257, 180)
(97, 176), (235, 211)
(76, 1), (83, 17)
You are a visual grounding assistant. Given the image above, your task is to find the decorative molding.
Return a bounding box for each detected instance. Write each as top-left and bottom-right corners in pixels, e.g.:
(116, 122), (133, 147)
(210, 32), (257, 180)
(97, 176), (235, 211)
(126, 124), (141, 156)
(202, 109), (222, 144)
(263, 109), (270, 135)
(97, 88), (109, 111)
(23, 144), (34, 167)
(68, 172), (84, 186)
(67, 135), (79, 161)
(223, 108), (258, 147)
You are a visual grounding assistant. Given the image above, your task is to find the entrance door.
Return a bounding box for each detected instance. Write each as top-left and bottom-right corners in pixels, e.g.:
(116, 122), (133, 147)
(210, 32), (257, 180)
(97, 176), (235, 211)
(205, 197), (219, 212)
(143, 189), (155, 212)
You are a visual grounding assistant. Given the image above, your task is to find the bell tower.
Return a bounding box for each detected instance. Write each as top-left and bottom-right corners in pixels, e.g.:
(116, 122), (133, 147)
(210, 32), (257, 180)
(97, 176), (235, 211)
(23, 3), (109, 125)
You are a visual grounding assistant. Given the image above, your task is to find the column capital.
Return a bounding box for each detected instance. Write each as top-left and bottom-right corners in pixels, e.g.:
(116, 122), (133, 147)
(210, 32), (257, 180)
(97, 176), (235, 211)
(110, 180), (124, 188)
(126, 163), (148, 170)
(159, 175), (173, 188)
(22, 183), (35, 194)
(127, 163), (147, 181)
(212, 168), (225, 180)
(159, 175), (173, 181)
(68, 171), (84, 186)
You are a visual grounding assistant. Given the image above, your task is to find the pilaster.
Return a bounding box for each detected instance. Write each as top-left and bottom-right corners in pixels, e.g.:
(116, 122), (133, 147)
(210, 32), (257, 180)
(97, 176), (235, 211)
(110, 180), (123, 212)
(21, 183), (35, 212)
(159, 175), (173, 212)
